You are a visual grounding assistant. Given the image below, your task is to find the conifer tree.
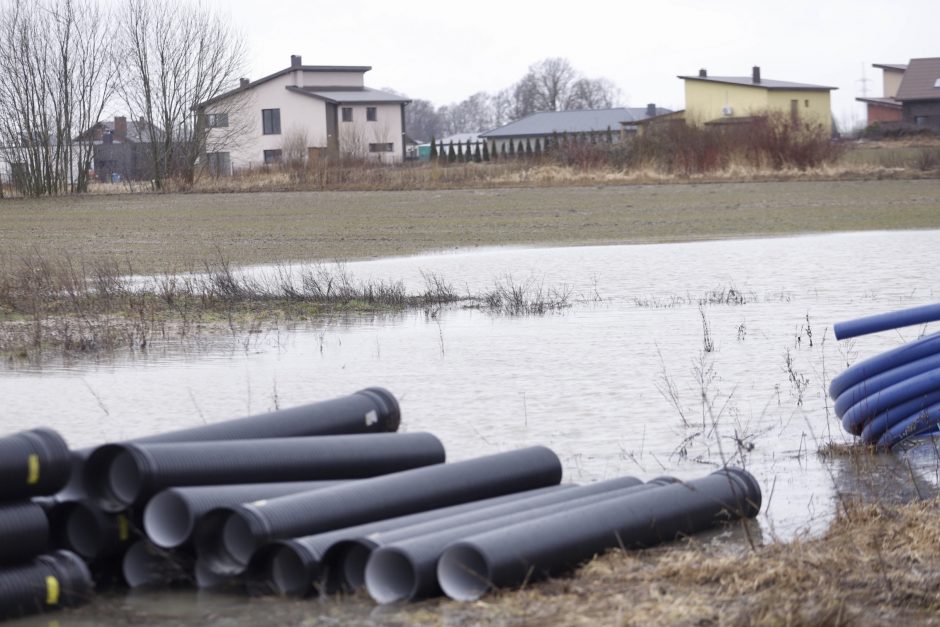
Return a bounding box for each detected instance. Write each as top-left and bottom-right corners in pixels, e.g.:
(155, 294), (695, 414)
(524, 138), (532, 156)
(474, 143), (482, 162)
(508, 140), (515, 156)
(483, 141), (491, 161)
(430, 136), (437, 159)
(517, 140), (525, 155)
(448, 141), (456, 163)
(606, 126), (613, 143)
(534, 138), (542, 156)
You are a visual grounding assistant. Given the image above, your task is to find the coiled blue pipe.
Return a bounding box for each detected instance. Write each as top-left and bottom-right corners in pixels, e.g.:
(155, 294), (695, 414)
(832, 303), (940, 447)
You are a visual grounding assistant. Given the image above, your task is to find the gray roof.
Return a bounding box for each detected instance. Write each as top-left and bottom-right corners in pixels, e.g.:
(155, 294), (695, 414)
(286, 86), (409, 104)
(678, 75), (837, 91)
(480, 107), (671, 138)
(199, 64), (373, 108)
(855, 96), (902, 108)
(895, 57), (940, 101)
(873, 63), (908, 72)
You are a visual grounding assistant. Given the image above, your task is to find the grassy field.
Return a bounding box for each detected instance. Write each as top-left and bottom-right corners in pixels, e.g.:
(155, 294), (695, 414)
(2, 179), (940, 274)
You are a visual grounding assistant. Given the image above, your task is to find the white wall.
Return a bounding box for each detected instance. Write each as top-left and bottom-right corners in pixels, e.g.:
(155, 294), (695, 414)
(337, 102), (403, 163)
(204, 69), (404, 170)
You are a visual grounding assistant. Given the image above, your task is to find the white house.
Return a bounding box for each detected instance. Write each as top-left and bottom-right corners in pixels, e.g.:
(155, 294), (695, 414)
(198, 55), (410, 173)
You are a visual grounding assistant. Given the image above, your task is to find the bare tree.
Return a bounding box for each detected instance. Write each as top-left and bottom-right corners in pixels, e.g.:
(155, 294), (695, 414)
(0, 0), (115, 196)
(118, 0), (247, 189)
(404, 98), (442, 142)
(566, 77), (620, 110)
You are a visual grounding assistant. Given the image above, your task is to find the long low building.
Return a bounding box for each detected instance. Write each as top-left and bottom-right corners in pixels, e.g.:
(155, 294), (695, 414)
(479, 106), (670, 153)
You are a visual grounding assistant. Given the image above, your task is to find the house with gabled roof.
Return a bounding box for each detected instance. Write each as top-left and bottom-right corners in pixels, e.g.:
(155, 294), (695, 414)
(678, 66), (836, 134)
(197, 55), (410, 173)
(856, 63), (906, 124)
(893, 57), (940, 130)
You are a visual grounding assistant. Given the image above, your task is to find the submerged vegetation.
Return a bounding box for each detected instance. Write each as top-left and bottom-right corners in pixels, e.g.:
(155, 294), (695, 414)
(0, 253), (578, 359)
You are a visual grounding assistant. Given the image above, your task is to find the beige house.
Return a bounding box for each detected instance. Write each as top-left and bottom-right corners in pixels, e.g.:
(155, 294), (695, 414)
(678, 66), (836, 134)
(198, 55), (409, 173)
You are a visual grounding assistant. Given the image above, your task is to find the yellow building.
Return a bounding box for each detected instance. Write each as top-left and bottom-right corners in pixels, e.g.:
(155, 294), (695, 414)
(678, 66), (836, 134)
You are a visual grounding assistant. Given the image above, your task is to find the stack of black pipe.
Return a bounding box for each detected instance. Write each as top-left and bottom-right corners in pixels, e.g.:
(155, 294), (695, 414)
(0, 428), (92, 621)
(2, 385), (764, 617)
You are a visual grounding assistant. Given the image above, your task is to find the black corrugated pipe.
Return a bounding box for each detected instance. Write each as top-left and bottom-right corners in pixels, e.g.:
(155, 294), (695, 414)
(144, 481), (344, 549)
(133, 387), (401, 443)
(85, 432), (444, 512)
(438, 467), (761, 601)
(244, 485), (569, 597)
(58, 387), (401, 501)
(334, 475), (657, 595)
(196, 446), (562, 578)
(47, 500), (137, 562)
(0, 428), (72, 501)
(0, 550), (93, 620)
(364, 478), (676, 603)
(0, 501), (50, 565)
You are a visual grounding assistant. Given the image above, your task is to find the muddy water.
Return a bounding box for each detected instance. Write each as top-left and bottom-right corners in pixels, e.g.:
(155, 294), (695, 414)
(3, 230), (940, 624)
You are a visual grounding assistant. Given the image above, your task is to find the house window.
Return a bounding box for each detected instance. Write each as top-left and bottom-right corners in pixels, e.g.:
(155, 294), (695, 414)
(804, 99), (810, 108)
(366, 107), (377, 122)
(207, 113), (228, 128)
(341, 107), (353, 122)
(368, 143), (394, 153)
(262, 109), (281, 135)
(206, 152), (231, 176)
(263, 149), (282, 164)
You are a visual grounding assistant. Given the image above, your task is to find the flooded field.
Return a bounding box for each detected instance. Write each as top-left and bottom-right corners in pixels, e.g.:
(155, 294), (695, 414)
(3, 229), (940, 624)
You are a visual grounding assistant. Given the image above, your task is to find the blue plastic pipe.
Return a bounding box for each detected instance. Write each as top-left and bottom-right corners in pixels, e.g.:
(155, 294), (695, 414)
(834, 302), (940, 341)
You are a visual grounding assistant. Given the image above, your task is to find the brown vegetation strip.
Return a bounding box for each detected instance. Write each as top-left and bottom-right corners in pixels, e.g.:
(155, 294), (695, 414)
(2, 179), (940, 274)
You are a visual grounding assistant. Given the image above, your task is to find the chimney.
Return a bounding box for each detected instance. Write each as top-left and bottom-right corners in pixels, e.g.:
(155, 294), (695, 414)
(290, 54), (302, 68)
(752, 66), (761, 83)
(113, 116), (127, 141)
(646, 103), (656, 117)
(699, 68), (707, 77)
(239, 77), (249, 88)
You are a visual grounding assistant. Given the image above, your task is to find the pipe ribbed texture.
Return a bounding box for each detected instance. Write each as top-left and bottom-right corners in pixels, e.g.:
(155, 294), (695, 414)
(437, 467), (761, 601)
(365, 479), (673, 603)
(0, 502), (49, 564)
(0, 550), (93, 620)
(245, 485), (568, 597)
(61, 387), (401, 501)
(85, 432), (444, 512)
(196, 446), (562, 577)
(0, 428), (72, 501)
(144, 481), (343, 549)
(831, 306), (940, 447)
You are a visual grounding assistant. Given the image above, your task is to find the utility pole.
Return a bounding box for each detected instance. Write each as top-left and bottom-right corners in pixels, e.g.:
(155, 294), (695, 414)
(857, 62), (871, 97)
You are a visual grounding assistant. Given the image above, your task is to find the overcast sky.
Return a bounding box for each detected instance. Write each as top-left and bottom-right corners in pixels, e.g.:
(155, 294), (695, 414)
(215, 0), (938, 130)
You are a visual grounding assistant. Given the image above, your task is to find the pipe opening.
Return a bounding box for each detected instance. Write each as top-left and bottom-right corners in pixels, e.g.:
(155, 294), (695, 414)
(269, 546), (309, 596)
(122, 541), (164, 588)
(364, 548), (416, 604)
(341, 542), (373, 590)
(222, 513), (259, 567)
(108, 450), (142, 507)
(195, 559), (228, 589)
(438, 545), (491, 601)
(64, 504), (102, 559)
(144, 491), (193, 549)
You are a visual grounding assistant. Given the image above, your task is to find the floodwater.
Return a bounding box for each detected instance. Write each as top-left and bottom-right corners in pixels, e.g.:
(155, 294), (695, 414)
(3, 230), (940, 624)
